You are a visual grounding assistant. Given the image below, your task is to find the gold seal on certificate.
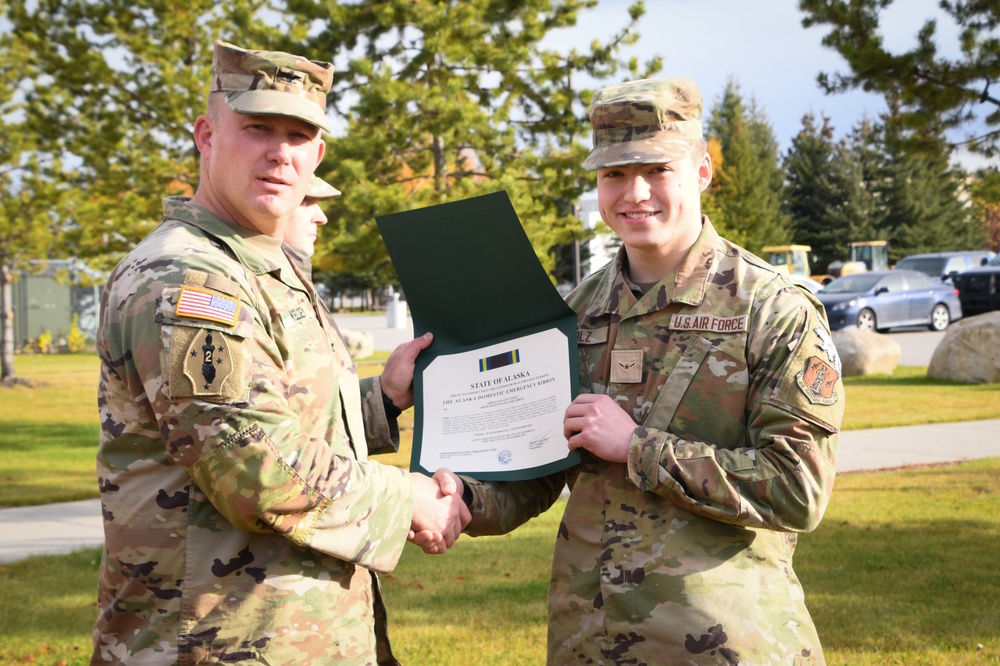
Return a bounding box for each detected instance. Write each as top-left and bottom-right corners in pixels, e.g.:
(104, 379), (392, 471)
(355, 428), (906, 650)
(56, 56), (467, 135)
(377, 192), (580, 480)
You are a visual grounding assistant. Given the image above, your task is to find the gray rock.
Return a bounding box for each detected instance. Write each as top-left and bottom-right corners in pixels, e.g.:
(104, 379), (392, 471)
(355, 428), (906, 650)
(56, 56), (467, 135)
(927, 312), (1000, 384)
(340, 329), (375, 360)
(832, 328), (901, 376)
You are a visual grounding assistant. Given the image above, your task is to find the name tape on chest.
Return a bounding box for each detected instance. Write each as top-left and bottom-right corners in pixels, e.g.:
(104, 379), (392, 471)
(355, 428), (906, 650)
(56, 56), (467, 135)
(175, 286), (240, 326)
(669, 313), (748, 333)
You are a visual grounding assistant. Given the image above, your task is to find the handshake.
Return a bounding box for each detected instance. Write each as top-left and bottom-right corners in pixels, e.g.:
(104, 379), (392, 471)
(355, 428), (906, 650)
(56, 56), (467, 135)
(408, 468), (470, 555)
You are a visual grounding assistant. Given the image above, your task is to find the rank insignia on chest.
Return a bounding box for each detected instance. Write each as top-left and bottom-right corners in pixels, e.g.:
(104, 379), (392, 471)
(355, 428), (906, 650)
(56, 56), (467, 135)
(610, 350), (643, 383)
(796, 356), (839, 405)
(175, 286), (240, 326)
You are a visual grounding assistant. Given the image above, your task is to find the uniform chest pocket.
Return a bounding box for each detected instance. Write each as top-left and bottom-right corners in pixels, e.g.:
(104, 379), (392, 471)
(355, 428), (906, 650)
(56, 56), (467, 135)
(575, 325), (609, 390)
(644, 335), (749, 446)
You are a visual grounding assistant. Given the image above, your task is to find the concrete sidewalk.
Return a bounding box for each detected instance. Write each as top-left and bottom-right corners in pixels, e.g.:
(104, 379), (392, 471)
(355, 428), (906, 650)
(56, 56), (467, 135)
(2, 419), (997, 564)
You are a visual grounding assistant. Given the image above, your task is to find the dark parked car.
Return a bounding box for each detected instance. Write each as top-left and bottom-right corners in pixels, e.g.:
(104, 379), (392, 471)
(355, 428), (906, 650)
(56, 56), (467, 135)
(952, 254), (1000, 316)
(817, 270), (962, 332)
(893, 251), (995, 284)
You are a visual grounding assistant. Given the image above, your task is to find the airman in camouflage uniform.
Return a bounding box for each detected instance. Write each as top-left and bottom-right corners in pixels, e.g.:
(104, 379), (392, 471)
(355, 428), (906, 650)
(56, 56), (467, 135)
(92, 41), (467, 665)
(453, 77), (844, 665)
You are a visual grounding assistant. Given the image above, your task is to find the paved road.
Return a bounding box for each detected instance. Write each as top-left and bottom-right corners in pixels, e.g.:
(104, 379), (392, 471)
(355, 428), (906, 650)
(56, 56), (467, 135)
(883, 327), (945, 367)
(335, 311), (415, 352)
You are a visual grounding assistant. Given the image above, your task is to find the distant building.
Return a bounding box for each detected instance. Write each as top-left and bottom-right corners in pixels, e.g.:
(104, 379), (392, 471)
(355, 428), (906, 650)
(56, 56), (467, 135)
(11, 260), (103, 347)
(578, 197), (618, 277)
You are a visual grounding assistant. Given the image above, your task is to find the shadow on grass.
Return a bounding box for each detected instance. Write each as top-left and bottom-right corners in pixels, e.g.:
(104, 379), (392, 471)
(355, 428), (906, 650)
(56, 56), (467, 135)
(0, 422), (99, 451)
(843, 374), (986, 388)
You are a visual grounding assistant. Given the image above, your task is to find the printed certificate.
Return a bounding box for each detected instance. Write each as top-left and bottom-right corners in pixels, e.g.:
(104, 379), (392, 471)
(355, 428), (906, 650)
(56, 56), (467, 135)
(377, 192), (580, 480)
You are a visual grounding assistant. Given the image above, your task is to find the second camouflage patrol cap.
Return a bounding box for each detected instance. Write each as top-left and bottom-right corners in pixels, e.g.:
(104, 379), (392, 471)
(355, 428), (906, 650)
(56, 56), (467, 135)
(306, 176), (341, 200)
(583, 76), (703, 171)
(211, 41), (334, 132)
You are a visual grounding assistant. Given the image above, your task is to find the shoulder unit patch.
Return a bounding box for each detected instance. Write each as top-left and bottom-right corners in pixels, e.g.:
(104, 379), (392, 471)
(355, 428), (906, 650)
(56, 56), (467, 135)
(796, 356), (840, 405)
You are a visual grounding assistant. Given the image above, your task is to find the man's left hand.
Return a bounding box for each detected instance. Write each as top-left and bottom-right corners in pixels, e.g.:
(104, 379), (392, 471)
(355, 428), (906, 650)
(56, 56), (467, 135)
(381, 332), (433, 410)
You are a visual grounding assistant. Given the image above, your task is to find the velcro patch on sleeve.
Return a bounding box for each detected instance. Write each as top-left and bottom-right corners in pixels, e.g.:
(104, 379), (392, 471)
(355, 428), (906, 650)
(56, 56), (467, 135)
(175, 286), (240, 326)
(795, 356), (840, 405)
(169, 326), (246, 401)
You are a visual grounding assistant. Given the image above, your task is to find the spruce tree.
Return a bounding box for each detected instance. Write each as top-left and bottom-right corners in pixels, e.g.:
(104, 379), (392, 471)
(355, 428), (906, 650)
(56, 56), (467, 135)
(881, 140), (986, 260)
(783, 113), (890, 275)
(800, 0), (1000, 157)
(782, 113), (844, 274)
(705, 78), (789, 254)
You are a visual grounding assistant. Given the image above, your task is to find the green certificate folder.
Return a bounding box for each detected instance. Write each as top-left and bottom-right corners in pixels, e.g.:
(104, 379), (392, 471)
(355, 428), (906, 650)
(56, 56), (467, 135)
(377, 191), (581, 480)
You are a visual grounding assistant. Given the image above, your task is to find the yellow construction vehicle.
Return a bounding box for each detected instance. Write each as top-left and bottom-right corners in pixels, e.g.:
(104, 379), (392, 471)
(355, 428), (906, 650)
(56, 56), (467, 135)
(828, 240), (890, 278)
(761, 245), (832, 284)
(763, 241), (890, 286)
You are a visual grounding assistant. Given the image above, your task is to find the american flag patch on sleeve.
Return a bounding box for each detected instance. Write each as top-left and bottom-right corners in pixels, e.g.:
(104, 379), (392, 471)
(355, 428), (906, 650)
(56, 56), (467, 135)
(175, 286), (240, 326)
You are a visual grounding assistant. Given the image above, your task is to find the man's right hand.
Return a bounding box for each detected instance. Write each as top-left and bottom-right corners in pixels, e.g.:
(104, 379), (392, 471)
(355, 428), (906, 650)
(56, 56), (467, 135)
(408, 469), (470, 554)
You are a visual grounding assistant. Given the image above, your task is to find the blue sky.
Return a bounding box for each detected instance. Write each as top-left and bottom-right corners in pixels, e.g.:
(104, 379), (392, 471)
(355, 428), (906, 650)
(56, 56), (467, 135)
(547, 0), (989, 168)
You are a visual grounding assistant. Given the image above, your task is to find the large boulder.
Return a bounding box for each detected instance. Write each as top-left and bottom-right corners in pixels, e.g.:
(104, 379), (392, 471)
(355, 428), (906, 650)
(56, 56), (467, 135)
(927, 312), (1000, 384)
(340, 328), (375, 360)
(831, 328), (901, 376)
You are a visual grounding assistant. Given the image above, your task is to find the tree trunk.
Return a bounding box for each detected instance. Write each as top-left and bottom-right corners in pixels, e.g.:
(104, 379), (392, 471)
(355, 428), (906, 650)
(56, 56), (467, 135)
(432, 134), (446, 192)
(1, 261), (16, 381)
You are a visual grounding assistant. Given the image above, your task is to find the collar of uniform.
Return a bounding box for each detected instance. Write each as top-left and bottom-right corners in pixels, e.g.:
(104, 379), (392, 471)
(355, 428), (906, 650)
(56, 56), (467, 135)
(283, 242), (314, 278)
(582, 216), (720, 318)
(669, 216), (720, 307)
(163, 197), (293, 278)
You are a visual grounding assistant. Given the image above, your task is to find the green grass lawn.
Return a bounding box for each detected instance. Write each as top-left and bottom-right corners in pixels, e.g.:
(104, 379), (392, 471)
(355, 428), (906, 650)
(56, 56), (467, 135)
(0, 354), (412, 506)
(2, 459), (998, 665)
(2, 354), (999, 664)
(0, 355), (102, 506)
(2, 354), (999, 507)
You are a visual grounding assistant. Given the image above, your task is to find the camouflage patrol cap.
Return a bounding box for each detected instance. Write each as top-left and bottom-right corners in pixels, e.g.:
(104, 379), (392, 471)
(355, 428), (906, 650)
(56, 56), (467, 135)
(584, 76), (703, 171)
(211, 41), (334, 132)
(306, 176), (341, 200)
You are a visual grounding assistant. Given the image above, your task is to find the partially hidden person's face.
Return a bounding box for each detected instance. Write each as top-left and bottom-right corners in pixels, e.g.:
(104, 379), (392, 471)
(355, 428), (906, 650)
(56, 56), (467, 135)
(196, 102), (325, 237)
(284, 199), (328, 256)
(596, 149), (712, 258)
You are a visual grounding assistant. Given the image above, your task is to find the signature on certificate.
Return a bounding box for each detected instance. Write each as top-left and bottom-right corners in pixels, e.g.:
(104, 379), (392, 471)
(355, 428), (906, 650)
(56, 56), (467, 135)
(528, 431), (554, 451)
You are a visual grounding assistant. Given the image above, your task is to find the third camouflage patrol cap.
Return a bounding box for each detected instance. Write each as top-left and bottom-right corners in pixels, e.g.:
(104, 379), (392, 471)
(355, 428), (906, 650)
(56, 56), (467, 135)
(306, 176), (341, 200)
(583, 76), (703, 171)
(211, 41), (334, 132)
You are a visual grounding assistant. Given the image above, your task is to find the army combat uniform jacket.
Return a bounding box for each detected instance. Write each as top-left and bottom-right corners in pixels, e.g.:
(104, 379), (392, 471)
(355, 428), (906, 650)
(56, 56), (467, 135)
(464, 218), (843, 665)
(93, 198), (411, 665)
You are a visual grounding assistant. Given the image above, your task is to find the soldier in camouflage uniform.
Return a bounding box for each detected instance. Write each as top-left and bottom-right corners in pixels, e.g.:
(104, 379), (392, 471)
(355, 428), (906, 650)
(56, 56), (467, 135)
(283, 175), (340, 257)
(92, 41), (468, 665)
(444, 77), (845, 665)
